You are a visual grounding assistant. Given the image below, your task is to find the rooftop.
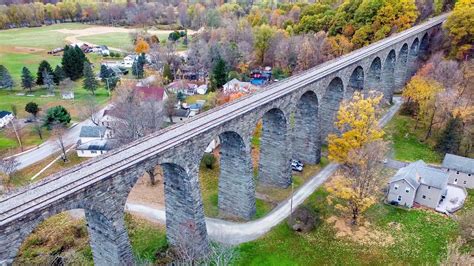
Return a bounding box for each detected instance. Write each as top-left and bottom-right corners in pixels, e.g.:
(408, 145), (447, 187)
(442, 153), (474, 174)
(79, 126), (106, 138)
(0, 111), (12, 119)
(135, 86), (166, 101)
(389, 160), (449, 190)
(76, 139), (118, 151)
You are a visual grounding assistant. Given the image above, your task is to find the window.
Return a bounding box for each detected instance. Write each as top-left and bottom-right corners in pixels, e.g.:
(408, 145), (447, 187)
(394, 184), (399, 190)
(397, 196), (402, 201)
(464, 181), (467, 185)
(422, 195), (426, 199)
(428, 186), (431, 189)
(91, 150), (97, 154)
(405, 187), (410, 193)
(456, 171), (460, 174)
(469, 174), (471, 176)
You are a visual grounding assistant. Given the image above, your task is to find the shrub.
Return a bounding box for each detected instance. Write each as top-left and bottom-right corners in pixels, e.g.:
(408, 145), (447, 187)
(202, 153), (216, 169)
(287, 206), (319, 232)
(399, 100), (418, 116)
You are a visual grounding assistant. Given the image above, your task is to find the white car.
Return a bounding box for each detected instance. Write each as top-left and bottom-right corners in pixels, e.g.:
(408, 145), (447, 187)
(291, 159), (304, 172)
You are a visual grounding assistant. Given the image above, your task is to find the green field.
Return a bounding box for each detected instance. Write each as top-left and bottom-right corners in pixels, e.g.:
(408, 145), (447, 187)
(80, 32), (134, 51)
(385, 113), (443, 163)
(235, 187), (462, 265)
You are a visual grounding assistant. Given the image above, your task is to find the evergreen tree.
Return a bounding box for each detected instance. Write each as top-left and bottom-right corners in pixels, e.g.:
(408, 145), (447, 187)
(132, 54), (145, 79)
(21, 67), (34, 92)
(83, 62), (98, 95)
(53, 65), (65, 85)
(43, 69), (55, 94)
(211, 57), (227, 91)
(25, 102), (39, 118)
(436, 116), (463, 155)
(99, 64), (109, 81)
(162, 63), (173, 84)
(0, 65), (14, 90)
(43, 105), (71, 129)
(62, 45), (86, 80)
(36, 60), (53, 85)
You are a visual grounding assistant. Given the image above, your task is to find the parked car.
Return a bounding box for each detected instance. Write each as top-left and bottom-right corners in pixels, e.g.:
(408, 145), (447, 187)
(291, 159), (304, 172)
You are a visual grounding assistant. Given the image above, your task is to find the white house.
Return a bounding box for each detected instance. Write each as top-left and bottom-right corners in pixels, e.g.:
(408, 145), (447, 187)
(442, 153), (474, 189)
(76, 139), (117, 158)
(0, 111), (13, 128)
(196, 84), (208, 95)
(223, 78), (256, 94)
(121, 55), (135, 68)
(76, 125), (117, 158)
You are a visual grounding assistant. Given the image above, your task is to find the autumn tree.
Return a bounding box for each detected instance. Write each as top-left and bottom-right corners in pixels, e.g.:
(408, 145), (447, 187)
(328, 91), (384, 163)
(326, 140), (388, 225)
(444, 0), (474, 60)
(402, 75), (444, 137)
(135, 38), (150, 54)
(254, 24), (275, 64)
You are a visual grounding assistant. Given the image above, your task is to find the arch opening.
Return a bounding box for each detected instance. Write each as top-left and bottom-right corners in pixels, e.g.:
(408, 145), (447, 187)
(348, 66), (365, 95)
(292, 91), (321, 164)
(320, 77), (344, 142)
(366, 57), (382, 92)
(258, 108), (291, 188)
(407, 38), (420, 78)
(382, 50), (397, 103)
(419, 33), (430, 59)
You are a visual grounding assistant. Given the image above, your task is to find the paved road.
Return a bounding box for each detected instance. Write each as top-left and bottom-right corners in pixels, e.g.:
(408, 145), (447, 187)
(125, 98), (403, 244)
(13, 109), (106, 170)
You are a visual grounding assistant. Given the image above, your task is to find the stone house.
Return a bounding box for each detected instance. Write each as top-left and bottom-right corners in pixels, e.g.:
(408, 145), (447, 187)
(442, 153), (474, 189)
(387, 160), (449, 209)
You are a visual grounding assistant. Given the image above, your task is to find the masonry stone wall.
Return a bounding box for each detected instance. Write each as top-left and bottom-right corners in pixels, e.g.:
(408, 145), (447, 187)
(0, 26), (438, 265)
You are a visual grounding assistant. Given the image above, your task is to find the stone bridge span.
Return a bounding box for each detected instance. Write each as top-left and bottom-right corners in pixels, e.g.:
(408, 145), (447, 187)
(0, 14), (447, 265)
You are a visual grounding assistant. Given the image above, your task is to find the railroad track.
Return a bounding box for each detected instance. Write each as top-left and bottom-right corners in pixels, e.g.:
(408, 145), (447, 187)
(0, 14), (447, 225)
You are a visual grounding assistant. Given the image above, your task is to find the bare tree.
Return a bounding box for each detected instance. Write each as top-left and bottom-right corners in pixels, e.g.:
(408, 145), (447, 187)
(31, 121), (43, 140)
(52, 123), (68, 162)
(79, 96), (101, 126)
(0, 157), (19, 184)
(111, 85), (165, 145)
(5, 118), (23, 152)
(164, 92), (178, 124)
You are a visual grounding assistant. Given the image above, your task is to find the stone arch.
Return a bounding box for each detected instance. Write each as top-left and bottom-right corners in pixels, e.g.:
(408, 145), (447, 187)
(292, 90), (320, 164)
(348, 66), (365, 95)
(407, 38), (420, 77)
(217, 131), (255, 219)
(161, 162), (209, 256)
(6, 204), (133, 266)
(258, 108), (291, 188)
(320, 77), (344, 142)
(366, 57), (382, 92)
(395, 43), (409, 91)
(382, 50), (397, 103)
(419, 33), (430, 59)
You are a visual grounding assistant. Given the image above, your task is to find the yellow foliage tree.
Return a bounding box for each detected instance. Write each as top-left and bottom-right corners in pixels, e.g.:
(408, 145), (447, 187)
(326, 140), (388, 225)
(444, 0), (474, 60)
(402, 75), (443, 131)
(328, 91), (384, 163)
(135, 38), (150, 54)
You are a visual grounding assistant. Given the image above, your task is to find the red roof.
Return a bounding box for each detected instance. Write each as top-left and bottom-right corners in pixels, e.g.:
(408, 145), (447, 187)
(135, 86), (166, 101)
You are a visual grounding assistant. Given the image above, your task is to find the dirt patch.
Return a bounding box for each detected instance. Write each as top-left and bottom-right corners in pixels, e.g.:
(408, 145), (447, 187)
(13, 46), (45, 53)
(127, 167), (165, 209)
(326, 216), (395, 247)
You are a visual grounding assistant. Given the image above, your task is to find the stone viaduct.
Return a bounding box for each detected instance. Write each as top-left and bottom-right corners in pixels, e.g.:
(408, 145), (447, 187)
(0, 14), (447, 265)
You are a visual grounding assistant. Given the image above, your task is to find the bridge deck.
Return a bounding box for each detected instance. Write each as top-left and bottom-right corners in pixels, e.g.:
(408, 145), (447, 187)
(0, 14), (448, 225)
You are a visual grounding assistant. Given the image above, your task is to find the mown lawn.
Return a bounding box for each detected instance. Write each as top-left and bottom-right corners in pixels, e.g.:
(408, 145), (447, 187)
(79, 32), (134, 51)
(0, 125), (51, 153)
(385, 113), (442, 163)
(235, 187), (461, 265)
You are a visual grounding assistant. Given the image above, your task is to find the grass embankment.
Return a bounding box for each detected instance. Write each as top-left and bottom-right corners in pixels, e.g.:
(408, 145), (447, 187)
(236, 186), (462, 265)
(0, 124), (51, 152)
(385, 113), (443, 163)
(16, 213), (167, 265)
(6, 151), (88, 188)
